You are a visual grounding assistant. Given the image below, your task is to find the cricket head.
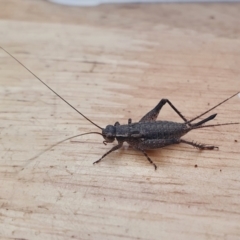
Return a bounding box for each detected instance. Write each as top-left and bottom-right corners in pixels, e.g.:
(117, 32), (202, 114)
(102, 125), (116, 143)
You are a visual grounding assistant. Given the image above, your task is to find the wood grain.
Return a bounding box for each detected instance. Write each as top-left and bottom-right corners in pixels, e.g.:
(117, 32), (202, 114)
(0, 1), (240, 239)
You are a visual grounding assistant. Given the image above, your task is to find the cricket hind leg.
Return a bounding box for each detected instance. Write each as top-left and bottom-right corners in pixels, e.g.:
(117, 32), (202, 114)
(93, 141), (123, 165)
(180, 139), (218, 150)
(140, 99), (190, 126)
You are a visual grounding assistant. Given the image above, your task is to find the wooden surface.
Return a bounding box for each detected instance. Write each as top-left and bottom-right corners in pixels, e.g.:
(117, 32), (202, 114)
(0, 1), (240, 239)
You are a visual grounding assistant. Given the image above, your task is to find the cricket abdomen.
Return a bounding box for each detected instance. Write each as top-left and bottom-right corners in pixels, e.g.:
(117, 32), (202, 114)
(140, 121), (189, 139)
(115, 120), (189, 141)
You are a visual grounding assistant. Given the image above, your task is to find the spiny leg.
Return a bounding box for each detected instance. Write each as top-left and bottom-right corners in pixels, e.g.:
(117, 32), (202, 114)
(139, 149), (157, 170)
(180, 139), (218, 150)
(140, 99), (190, 126)
(93, 142), (123, 164)
(166, 99), (189, 124)
(130, 139), (180, 170)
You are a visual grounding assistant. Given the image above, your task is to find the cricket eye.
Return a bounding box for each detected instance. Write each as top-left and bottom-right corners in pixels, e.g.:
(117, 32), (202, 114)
(102, 125), (116, 143)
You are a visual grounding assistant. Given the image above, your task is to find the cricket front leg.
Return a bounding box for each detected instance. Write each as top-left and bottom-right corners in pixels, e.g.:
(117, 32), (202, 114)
(140, 99), (189, 125)
(180, 139), (218, 150)
(93, 141), (123, 165)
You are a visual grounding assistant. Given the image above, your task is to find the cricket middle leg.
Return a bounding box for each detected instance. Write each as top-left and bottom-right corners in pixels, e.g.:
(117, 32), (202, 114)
(133, 138), (181, 170)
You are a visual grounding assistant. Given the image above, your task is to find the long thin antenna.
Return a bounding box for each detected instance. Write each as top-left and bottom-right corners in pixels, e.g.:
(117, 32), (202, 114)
(187, 92), (239, 124)
(0, 46), (103, 130)
(24, 132), (103, 168)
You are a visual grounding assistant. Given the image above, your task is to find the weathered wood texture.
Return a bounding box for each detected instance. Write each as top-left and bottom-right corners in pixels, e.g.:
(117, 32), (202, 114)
(0, 0), (240, 239)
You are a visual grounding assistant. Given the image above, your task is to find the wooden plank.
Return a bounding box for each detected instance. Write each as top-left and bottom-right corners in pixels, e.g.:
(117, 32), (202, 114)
(0, 0), (240, 239)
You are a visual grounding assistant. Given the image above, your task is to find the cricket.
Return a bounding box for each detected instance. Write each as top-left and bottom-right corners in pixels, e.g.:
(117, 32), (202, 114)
(1, 46), (239, 170)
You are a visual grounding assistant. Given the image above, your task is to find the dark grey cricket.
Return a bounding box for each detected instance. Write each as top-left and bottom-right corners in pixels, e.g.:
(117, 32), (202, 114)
(1, 46), (239, 170)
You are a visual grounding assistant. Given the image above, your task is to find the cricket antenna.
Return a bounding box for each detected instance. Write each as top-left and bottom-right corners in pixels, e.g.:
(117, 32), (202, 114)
(187, 92), (240, 124)
(24, 132), (103, 166)
(0, 46), (103, 130)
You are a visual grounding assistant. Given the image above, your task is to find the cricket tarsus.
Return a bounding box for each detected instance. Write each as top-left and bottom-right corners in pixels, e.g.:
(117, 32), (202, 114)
(1, 46), (239, 170)
(0, 46), (102, 130)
